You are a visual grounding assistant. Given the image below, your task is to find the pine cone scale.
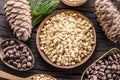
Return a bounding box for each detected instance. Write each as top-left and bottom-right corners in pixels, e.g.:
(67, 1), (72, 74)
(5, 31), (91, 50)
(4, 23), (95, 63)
(5, 0), (15, 6)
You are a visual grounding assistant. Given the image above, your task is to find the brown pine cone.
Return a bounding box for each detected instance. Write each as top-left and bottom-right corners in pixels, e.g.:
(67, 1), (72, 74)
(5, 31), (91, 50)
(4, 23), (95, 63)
(4, 0), (32, 41)
(95, 0), (120, 43)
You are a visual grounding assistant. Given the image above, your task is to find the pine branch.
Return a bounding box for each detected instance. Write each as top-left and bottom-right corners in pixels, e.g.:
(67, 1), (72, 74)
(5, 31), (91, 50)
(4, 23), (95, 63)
(29, 0), (60, 28)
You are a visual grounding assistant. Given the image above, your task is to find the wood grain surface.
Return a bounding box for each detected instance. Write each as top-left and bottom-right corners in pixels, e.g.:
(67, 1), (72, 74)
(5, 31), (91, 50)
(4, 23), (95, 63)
(0, 0), (120, 80)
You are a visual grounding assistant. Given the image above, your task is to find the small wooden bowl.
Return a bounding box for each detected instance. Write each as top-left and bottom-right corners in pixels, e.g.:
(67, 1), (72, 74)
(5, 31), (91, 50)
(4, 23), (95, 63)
(0, 38), (35, 71)
(36, 10), (96, 69)
(61, 0), (87, 7)
(81, 48), (120, 80)
(29, 74), (57, 80)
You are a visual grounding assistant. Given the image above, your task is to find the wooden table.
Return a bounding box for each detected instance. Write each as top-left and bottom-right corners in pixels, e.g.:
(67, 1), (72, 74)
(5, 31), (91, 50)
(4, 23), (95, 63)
(0, 0), (120, 80)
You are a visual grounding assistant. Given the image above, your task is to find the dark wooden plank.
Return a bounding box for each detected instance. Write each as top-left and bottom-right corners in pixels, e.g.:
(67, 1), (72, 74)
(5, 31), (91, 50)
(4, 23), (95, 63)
(0, 0), (120, 80)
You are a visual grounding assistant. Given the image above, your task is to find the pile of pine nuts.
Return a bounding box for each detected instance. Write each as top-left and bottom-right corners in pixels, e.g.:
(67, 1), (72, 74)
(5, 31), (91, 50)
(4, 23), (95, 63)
(32, 74), (55, 80)
(39, 12), (95, 66)
(68, 0), (83, 2)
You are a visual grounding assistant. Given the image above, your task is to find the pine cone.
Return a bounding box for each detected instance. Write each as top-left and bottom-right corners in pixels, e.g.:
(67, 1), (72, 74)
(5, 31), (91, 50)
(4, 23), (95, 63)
(4, 0), (32, 41)
(95, 0), (120, 43)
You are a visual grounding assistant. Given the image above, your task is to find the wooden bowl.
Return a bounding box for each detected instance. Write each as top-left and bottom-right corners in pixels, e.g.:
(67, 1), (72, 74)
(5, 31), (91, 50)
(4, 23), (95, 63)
(36, 10), (96, 69)
(81, 48), (120, 80)
(29, 74), (57, 80)
(61, 0), (87, 7)
(0, 38), (35, 71)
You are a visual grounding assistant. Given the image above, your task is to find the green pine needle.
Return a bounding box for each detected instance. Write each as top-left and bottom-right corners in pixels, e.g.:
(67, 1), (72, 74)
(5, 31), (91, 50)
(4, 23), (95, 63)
(29, 0), (60, 28)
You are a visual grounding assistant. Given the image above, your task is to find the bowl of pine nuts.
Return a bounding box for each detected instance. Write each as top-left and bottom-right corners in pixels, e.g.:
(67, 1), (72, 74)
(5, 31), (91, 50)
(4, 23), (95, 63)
(31, 74), (56, 80)
(36, 10), (96, 69)
(61, 0), (87, 7)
